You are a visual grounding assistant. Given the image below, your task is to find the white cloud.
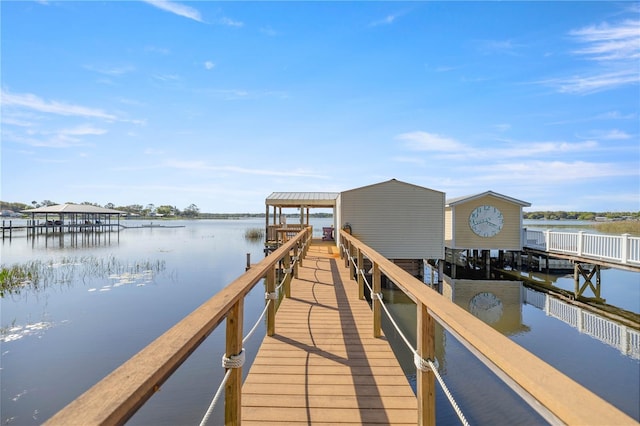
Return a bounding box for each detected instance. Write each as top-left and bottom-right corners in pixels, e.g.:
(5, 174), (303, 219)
(1, 90), (117, 120)
(544, 18), (640, 94)
(570, 19), (640, 61)
(142, 1), (203, 23)
(550, 69), (639, 94)
(370, 13), (401, 27)
(392, 156), (425, 166)
(204, 61), (216, 70)
(4, 124), (106, 148)
(467, 160), (636, 183)
(163, 159), (328, 179)
(500, 140), (598, 158)
(60, 125), (107, 136)
(84, 64), (136, 76)
(493, 124), (511, 132)
(597, 129), (632, 140)
(153, 74), (180, 82)
(219, 17), (243, 27)
(396, 131), (466, 152)
(260, 26), (278, 37)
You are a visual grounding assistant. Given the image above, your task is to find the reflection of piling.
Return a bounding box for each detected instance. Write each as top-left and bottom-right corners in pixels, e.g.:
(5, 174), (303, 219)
(2, 220), (11, 240)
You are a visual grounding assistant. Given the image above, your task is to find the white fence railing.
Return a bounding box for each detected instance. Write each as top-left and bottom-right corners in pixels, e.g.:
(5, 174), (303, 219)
(524, 288), (640, 360)
(524, 230), (640, 266)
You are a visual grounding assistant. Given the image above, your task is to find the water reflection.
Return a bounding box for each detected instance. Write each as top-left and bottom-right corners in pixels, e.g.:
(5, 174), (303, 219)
(380, 275), (640, 423)
(442, 277), (529, 335)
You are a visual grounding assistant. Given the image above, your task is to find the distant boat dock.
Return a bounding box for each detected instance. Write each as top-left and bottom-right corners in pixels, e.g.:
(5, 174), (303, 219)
(1, 204), (188, 240)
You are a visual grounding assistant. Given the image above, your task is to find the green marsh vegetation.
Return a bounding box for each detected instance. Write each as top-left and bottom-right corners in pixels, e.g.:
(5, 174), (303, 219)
(244, 227), (264, 241)
(0, 256), (166, 298)
(591, 220), (640, 236)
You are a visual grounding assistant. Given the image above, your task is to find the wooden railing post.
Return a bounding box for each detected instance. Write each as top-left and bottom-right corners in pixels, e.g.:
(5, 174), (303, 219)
(417, 301), (436, 426)
(284, 251), (292, 298)
(372, 262), (381, 338)
(266, 265), (276, 336)
(225, 299), (244, 426)
(357, 248), (364, 300)
(293, 245), (300, 278)
(345, 240), (350, 268)
(349, 243), (356, 280)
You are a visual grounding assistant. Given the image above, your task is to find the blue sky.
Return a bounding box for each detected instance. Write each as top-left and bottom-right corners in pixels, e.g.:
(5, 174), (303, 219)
(2, 1), (639, 213)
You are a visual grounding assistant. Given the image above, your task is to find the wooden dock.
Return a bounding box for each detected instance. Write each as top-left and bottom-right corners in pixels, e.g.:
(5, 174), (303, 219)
(241, 240), (418, 424)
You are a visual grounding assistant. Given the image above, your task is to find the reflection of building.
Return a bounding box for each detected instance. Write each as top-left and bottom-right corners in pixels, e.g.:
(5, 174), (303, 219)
(442, 278), (530, 335)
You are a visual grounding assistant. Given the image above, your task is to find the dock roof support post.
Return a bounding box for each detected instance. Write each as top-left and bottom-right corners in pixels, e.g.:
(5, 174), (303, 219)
(417, 301), (436, 426)
(265, 204), (269, 244)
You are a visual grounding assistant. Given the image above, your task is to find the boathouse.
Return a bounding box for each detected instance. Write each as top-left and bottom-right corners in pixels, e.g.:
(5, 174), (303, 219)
(21, 203), (125, 236)
(445, 191), (531, 251)
(444, 191), (531, 277)
(340, 179), (445, 278)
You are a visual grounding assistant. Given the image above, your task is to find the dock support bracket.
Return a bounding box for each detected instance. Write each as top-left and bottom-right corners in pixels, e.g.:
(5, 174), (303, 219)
(574, 263), (603, 302)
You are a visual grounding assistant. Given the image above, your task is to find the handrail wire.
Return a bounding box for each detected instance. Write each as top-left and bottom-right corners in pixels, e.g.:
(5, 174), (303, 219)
(343, 243), (469, 426)
(200, 244), (303, 425)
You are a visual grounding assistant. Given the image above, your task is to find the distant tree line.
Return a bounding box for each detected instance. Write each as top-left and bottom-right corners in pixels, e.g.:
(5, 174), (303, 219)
(0, 200), (334, 219)
(523, 211), (639, 220)
(0, 200), (201, 218)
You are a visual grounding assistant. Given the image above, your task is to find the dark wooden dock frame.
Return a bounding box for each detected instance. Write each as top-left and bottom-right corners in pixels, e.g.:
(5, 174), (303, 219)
(3, 204), (124, 241)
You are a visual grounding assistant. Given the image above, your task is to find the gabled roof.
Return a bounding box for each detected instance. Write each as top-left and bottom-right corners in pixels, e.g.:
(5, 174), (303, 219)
(446, 191), (531, 207)
(266, 192), (339, 208)
(341, 178), (444, 195)
(21, 204), (125, 214)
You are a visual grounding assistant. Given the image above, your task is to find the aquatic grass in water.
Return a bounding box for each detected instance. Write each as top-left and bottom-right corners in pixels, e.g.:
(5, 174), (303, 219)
(244, 227), (264, 241)
(591, 220), (640, 236)
(0, 256), (166, 297)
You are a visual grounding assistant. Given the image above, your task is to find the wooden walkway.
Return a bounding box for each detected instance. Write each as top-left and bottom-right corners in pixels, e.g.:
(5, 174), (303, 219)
(242, 240), (418, 425)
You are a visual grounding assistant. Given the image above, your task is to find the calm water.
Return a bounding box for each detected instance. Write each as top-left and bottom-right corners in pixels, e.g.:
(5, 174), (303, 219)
(1, 219), (638, 425)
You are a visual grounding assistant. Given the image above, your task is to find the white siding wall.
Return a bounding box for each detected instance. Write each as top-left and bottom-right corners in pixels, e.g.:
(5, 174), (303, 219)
(340, 180), (444, 259)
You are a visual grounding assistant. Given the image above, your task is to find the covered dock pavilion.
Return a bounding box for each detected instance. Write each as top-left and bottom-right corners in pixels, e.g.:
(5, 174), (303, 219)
(21, 203), (125, 237)
(265, 192), (339, 247)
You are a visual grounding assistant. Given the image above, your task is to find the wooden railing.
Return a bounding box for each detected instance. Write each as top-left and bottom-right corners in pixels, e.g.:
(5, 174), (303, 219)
(266, 223), (307, 243)
(525, 229), (640, 266)
(339, 231), (635, 425)
(45, 227), (312, 426)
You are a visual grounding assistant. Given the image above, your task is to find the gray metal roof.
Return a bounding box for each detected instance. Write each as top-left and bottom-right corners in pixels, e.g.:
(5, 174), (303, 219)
(446, 191), (531, 207)
(22, 204), (126, 214)
(266, 192), (339, 207)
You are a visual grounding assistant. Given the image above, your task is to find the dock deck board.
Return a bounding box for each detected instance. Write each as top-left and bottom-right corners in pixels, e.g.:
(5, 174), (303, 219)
(242, 241), (417, 425)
